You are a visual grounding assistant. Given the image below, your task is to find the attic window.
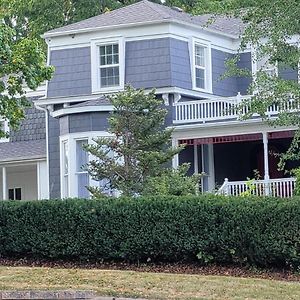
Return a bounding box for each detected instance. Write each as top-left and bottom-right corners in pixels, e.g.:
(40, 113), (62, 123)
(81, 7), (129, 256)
(91, 38), (125, 94)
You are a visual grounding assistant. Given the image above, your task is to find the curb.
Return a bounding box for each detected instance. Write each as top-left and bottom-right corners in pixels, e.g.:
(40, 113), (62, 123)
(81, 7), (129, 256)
(0, 291), (147, 300)
(0, 291), (95, 299)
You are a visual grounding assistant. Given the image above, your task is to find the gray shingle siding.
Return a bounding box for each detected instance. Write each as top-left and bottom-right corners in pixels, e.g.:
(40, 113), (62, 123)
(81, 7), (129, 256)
(10, 97), (46, 142)
(279, 66), (298, 81)
(237, 52), (252, 95)
(212, 49), (237, 96)
(63, 112), (110, 134)
(125, 38), (172, 89)
(47, 47), (91, 98)
(212, 50), (252, 96)
(48, 116), (61, 199)
(170, 38), (192, 89)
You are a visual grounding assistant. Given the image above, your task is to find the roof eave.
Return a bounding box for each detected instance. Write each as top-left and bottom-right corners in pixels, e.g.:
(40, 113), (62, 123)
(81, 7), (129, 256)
(43, 18), (241, 40)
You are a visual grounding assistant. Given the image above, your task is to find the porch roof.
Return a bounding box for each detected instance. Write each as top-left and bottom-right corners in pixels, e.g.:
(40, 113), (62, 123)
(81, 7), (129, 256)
(0, 139), (46, 163)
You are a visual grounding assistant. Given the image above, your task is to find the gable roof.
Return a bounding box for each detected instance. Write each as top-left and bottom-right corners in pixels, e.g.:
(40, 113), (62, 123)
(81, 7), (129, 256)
(44, 0), (244, 38)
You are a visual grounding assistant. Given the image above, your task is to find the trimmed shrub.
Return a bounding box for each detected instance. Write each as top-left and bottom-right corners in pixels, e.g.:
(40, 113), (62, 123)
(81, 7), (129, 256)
(0, 195), (300, 268)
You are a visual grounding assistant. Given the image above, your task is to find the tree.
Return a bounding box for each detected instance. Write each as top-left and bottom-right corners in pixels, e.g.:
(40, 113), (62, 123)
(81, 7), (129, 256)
(0, 23), (54, 138)
(228, 1), (300, 166)
(85, 86), (185, 197)
(0, 0), (162, 41)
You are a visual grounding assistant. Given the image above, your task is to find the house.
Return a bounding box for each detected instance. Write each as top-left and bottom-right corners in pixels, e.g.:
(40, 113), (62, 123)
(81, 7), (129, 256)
(0, 85), (48, 200)
(1, 0), (298, 200)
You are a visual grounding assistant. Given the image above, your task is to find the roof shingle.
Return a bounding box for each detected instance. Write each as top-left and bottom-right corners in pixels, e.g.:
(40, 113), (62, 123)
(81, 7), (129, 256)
(0, 140), (46, 163)
(44, 0), (244, 38)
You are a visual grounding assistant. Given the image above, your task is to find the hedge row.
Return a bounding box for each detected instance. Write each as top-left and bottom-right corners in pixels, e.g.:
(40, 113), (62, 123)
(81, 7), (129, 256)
(0, 195), (300, 268)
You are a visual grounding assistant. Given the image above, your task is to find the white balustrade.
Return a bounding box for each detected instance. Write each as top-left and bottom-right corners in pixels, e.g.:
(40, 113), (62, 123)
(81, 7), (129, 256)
(174, 95), (300, 124)
(218, 177), (296, 198)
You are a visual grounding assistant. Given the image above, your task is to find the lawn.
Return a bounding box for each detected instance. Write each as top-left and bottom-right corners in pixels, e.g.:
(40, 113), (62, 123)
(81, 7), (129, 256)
(0, 266), (300, 300)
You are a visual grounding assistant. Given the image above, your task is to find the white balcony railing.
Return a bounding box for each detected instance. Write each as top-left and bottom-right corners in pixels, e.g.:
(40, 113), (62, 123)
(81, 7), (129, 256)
(218, 177), (296, 198)
(174, 94), (300, 124)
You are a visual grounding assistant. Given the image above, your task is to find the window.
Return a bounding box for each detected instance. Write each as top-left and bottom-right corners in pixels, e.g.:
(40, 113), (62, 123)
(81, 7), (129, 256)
(76, 139), (89, 198)
(191, 39), (212, 93)
(99, 44), (120, 88)
(8, 188), (22, 200)
(195, 45), (206, 89)
(91, 38), (125, 93)
(62, 141), (69, 198)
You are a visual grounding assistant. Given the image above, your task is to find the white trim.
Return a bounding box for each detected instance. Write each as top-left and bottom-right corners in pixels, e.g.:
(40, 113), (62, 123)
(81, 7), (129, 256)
(0, 158), (46, 166)
(36, 87), (220, 107)
(91, 37), (125, 94)
(59, 131), (112, 198)
(190, 37), (212, 94)
(43, 18), (240, 40)
(2, 167), (7, 200)
(51, 105), (114, 118)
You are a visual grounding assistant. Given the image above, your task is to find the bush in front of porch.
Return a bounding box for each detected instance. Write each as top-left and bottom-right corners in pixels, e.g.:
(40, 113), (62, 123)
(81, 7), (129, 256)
(0, 195), (300, 269)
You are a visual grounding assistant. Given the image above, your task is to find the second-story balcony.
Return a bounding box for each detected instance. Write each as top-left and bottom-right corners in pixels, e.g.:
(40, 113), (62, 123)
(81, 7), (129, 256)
(173, 94), (300, 125)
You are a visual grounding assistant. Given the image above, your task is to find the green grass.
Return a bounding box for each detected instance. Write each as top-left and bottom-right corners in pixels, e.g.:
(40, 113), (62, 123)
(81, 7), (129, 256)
(0, 266), (300, 299)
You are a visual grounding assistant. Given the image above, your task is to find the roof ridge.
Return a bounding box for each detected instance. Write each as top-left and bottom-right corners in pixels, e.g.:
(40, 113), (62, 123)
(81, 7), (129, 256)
(142, 0), (172, 19)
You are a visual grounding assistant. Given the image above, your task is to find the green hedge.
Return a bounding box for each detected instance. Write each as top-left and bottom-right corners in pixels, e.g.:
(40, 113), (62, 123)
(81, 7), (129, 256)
(0, 195), (300, 268)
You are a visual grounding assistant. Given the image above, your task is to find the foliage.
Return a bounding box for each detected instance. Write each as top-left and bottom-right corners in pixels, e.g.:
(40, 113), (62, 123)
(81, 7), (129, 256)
(292, 168), (300, 196)
(0, 0), (164, 42)
(0, 23), (54, 138)
(215, 1), (300, 168)
(142, 163), (202, 196)
(1, 196), (300, 269)
(85, 86), (183, 197)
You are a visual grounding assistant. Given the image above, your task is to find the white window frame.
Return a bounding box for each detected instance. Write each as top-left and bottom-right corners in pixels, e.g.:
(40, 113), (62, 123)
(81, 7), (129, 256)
(60, 131), (113, 198)
(91, 37), (125, 94)
(61, 139), (69, 198)
(190, 37), (212, 93)
(0, 118), (9, 143)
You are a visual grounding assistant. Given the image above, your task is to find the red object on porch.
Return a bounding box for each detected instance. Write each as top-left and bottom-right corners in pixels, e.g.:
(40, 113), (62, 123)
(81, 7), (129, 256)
(179, 133), (262, 145)
(179, 130), (295, 145)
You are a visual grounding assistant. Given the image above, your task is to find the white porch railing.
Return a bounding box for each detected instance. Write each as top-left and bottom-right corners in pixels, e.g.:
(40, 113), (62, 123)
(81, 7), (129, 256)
(218, 177), (296, 198)
(174, 94), (300, 124)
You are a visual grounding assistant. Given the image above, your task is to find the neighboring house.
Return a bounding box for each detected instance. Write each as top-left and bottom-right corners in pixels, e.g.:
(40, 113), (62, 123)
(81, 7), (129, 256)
(1, 0), (298, 200)
(0, 85), (48, 200)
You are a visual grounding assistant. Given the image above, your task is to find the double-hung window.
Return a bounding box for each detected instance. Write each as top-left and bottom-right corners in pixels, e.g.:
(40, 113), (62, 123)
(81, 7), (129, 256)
(91, 38), (125, 93)
(192, 39), (212, 93)
(195, 45), (206, 89)
(99, 44), (120, 88)
(76, 139), (89, 198)
(62, 141), (69, 198)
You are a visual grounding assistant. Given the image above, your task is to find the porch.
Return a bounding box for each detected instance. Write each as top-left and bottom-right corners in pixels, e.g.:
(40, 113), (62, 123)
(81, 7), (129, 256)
(0, 140), (48, 200)
(176, 130), (298, 198)
(173, 93), (300, 125)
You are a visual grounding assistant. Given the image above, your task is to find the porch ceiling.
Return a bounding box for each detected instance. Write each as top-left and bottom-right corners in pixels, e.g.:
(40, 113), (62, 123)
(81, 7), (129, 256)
(0, 140), (46, 163)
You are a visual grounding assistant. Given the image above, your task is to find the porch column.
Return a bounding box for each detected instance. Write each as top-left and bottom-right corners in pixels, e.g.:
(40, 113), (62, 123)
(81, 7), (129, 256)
(207, 144), (215, 191)
(193, 144), (199, 174)
(262, 132), (270, 196)
(172, 138), (179, 169)
(2, 166), (7, 200)
(262, 132), (270, 181)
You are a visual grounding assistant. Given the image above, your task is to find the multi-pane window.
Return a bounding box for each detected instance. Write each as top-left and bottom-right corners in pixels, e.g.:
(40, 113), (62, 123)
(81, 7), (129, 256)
(62, 141), (69, 198)
(99, 44), (120, 88)
(194, 44), (206, 90)
(76, 139), (89, 198)
(8, 188), (22, 200)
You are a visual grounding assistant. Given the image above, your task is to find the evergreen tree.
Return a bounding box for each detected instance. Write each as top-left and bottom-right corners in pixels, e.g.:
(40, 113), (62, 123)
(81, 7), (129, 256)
(85, 86), (184, 197)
